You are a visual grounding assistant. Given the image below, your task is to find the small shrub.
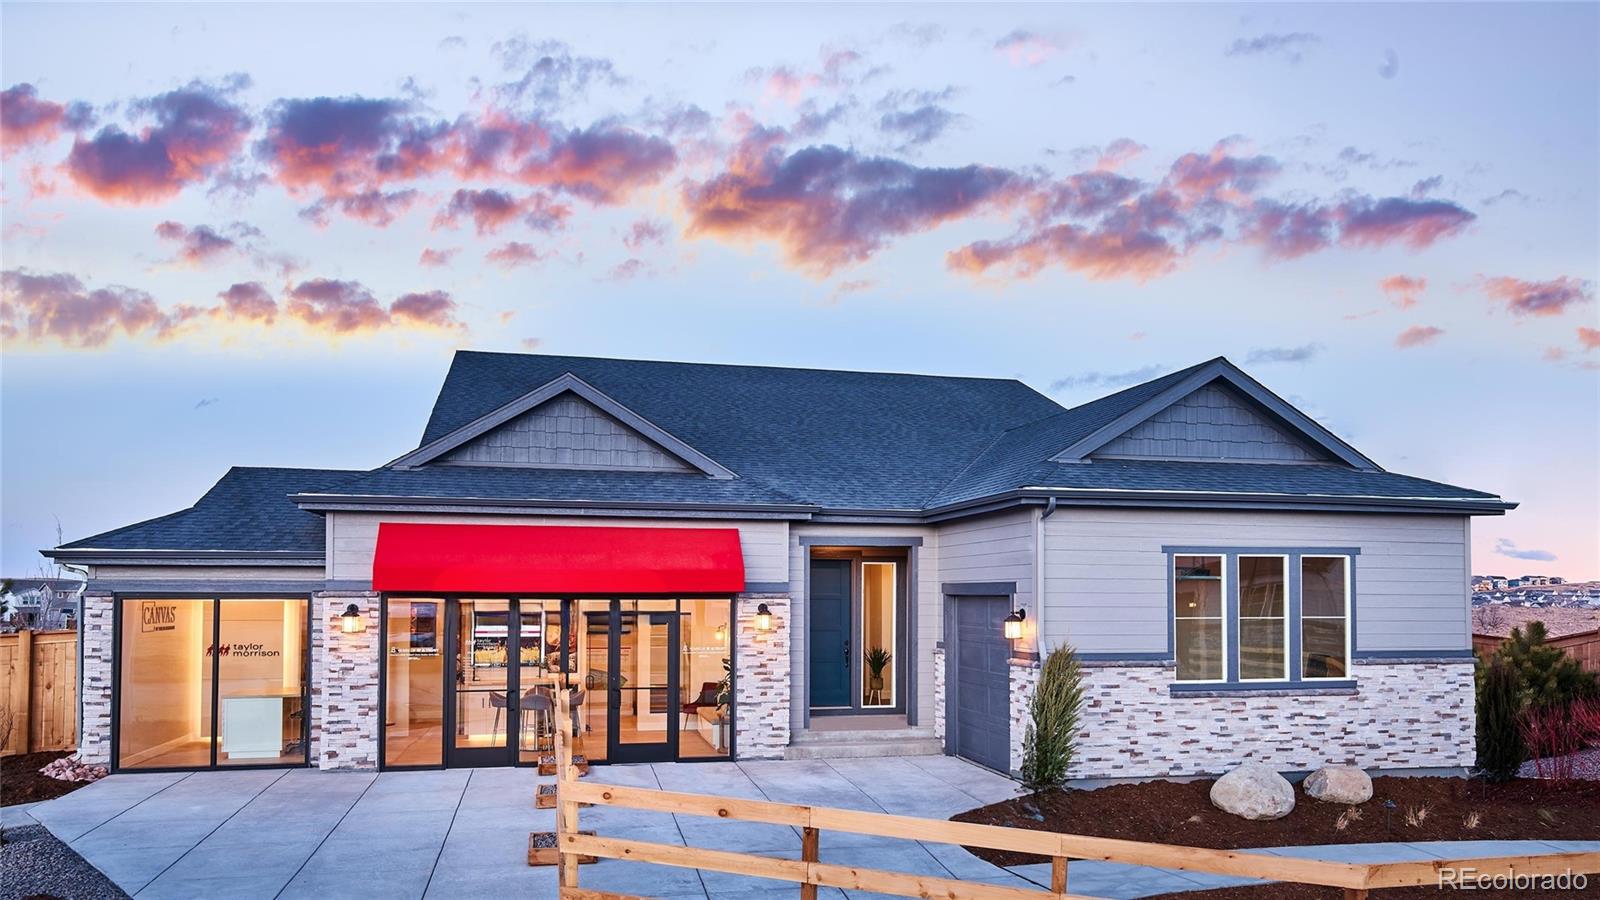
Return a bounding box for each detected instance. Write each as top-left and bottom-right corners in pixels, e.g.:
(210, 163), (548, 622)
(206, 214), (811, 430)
(1475, 655), (1524, 782)
(1518, 704), (1584, 785)
(1404, 804), (1431, 828)
(1463, 810), (1481, 830)
(1334, 808), (1362, 832)
(1020, 644), (1085, 792)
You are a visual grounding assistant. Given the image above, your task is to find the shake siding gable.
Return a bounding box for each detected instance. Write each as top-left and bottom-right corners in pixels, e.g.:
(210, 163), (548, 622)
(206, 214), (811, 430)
(437, 393), (693, 472)
(1093, 382), (1331, 463)
(1043, 509), (1471, 657)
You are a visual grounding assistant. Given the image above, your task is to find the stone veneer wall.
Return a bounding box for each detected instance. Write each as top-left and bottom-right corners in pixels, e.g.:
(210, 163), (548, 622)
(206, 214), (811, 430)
(313, 590), (380, 770)
(77, 591), (115, 765)
(1007, 658), (1040, 774)
(931, 645), (946, 744)
(1073, 659), (1476, 779)
(734, 592), (790, 759)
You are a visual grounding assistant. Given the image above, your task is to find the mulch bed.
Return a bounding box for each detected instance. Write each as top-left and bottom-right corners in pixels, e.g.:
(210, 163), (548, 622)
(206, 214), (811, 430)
(951, 775), (1600, 868)
(1, 752), (88, 807)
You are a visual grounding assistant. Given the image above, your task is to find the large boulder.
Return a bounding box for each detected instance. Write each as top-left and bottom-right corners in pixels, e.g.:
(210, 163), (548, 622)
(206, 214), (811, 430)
(1209, 762), (1296, 820)
(1302, 765), (1373, 805)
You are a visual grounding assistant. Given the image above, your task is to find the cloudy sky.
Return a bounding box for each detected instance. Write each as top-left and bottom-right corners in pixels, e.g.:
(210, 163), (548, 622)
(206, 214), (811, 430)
(2, 3), (1596, 578)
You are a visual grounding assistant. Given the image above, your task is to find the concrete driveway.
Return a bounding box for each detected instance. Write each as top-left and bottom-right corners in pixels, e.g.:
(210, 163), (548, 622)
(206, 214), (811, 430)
(25, 756), (1038, 899)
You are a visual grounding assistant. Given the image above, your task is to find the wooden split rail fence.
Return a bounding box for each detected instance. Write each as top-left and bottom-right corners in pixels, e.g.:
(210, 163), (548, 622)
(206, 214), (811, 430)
(544, 692), (1599, 900)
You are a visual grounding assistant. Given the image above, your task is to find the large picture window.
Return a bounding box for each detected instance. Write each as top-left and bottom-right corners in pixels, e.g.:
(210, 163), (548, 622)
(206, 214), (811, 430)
(118, 596), (308, 770)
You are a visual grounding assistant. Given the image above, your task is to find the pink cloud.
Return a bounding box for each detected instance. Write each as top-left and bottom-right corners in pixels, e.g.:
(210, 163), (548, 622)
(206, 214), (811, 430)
(485, 241), (550, 268)
(283, 279), (389, 333)
(390, 289), (463, 331)
(1578, 326), (1600, 351)
(994, 29), (1067, 67)
(1, 269), (172, 347)
(948, 221), (1181, 282)
(1337, 197), (1475, 249)
(300, 189), (421, 227)
(154, 221), (239, 266)
(64, 78), (251, 203)
(216, 282), (277, 323)
(1479, 275), (1594, 317)
(1395, 325), (1445, 348)
(2, 83), (90, 153)
(1379, 275), (1427, 309)
(623, 218), (669, 251)
(433, 188), (571, 235)
(419, 247), (460, 267)
(1095, 138), (1146, 172)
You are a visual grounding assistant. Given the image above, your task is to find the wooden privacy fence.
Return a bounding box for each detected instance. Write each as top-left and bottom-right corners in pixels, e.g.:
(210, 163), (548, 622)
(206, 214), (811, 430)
(0, 629), (78, 756)
(547, 693), (1600, 900)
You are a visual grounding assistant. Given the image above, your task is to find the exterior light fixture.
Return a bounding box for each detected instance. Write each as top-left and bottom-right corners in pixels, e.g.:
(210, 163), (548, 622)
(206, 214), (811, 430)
(753, 603), (773, 632)
(340, 603), (366, 634)
(714, 623), (728, 643)
(1002, 608), (1026, 641)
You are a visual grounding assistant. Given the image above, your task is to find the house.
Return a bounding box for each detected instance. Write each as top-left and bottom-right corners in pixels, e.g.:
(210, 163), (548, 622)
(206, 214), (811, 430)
(2, 577), (84, 630)
(44, 353), (1513, 779)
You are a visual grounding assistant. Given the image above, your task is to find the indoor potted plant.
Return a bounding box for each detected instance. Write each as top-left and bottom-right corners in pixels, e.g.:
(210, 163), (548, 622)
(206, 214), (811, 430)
(864, 646), (891, 701)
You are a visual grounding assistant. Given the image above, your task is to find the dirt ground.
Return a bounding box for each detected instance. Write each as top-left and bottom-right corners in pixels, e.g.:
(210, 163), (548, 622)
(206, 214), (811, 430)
(1, 752), (89, 807)
(951, 775), (1600, 868)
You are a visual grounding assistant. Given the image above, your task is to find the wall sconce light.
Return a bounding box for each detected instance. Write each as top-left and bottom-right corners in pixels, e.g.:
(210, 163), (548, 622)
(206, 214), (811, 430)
(714, 623), (728, 643)
(340, 603), (366, 634)
(753, 603), (773, 632)
(1002, 608), (1026, 641)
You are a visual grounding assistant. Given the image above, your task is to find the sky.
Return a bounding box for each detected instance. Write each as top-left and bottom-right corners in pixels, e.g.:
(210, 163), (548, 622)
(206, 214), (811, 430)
(2, 3), (1596, 579)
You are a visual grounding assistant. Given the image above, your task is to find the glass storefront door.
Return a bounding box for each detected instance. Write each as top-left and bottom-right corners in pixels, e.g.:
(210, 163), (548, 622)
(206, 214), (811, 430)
(607, 601), (679, 764)
(446, 599), (516, 767)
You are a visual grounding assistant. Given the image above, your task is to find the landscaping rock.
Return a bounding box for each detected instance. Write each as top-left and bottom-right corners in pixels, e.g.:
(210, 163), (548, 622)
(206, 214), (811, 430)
(1209, 762), (1295, 820)
(1303, 765), (1373, 804)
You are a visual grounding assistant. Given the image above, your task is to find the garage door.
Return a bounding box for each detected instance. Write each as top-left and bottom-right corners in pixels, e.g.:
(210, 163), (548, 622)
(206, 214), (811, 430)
(954, 597), (1011, 773)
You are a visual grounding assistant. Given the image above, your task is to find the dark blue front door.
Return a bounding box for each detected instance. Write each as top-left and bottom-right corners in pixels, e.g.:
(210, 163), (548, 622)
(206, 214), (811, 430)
(809, 559), (851, 708)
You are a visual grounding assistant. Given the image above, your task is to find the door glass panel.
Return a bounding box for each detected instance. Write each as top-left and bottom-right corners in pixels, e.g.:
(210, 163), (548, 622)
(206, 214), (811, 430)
(518, 600), (563, 764)
(217, 599), (306, 766)
(680, 599), (731, 758)
(617, 608), (671, 746)
(861, 562), (896, 708)
(454, 599), (511, 751)
(575, 600), (609, 762)
(118, 599), (214, 769)
(385, 599), (443, 766)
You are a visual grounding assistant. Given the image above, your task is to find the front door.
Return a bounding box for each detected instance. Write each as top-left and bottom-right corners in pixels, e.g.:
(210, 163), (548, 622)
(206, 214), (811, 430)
(809, 559), (851, 709)
(606, 602), (679, 763)
(446, 599), (518, 767)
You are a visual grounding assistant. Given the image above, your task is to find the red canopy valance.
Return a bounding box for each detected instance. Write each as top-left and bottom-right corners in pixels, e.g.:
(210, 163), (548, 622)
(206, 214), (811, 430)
(371, 523), (745, 594)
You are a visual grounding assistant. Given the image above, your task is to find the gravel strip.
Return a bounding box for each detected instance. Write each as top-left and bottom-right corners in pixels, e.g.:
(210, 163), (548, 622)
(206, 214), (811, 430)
(0, 824), (129, 900)
(1518, 746), (1600, 781)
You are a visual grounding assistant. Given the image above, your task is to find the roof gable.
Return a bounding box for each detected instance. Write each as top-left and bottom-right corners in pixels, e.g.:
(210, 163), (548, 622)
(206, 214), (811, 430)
(391, 372), (737, 479)
(1092, 381), (1336, 463)
(1049, 358), (1381, 471)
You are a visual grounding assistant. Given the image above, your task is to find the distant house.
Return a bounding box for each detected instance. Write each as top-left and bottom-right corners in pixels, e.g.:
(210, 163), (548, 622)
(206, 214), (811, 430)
(2, 578), (84, 630)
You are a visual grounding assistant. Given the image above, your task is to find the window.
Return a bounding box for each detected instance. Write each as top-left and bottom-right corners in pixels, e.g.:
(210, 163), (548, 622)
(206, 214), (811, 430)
(1170, 550), (1356, 687)
(1237, 556), (1287, 681)
(118, 597), (307, 770)
(861, 562), (897, 707)
(384, 599), (443, 767)
(1174, 556), (1224, 681)
(1301, 557), (1351, 678)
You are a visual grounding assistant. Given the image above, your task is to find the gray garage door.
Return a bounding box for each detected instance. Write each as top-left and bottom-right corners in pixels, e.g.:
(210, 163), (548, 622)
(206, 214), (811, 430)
(954, 597), (1011, 773)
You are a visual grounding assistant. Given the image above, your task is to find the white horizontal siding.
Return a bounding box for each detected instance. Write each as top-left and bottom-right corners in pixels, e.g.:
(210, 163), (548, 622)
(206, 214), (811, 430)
(89, 565), (326, 582)
(1043, 509), (1470, 656)
(329, 511), (789, 584)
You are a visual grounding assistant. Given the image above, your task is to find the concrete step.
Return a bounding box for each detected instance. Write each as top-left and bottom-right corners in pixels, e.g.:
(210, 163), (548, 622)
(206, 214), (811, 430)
(785, 728), (944, 759)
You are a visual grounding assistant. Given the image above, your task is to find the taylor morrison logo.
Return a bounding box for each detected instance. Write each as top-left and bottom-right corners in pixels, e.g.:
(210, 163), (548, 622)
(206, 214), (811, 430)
(1439, 867), (1587, 891)
(206, 642), (281, 658)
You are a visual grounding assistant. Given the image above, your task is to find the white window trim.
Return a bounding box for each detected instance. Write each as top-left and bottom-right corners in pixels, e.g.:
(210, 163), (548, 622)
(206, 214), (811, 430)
(1300, 554), (1353, 681)
(860, 561), (897, 708)
(1173, 555), (1228, 684)
(1236, 554), (1290, 683)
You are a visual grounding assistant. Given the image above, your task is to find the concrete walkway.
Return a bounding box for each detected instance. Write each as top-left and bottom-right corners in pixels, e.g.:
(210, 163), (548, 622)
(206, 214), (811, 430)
(20, 759), (1600, 899)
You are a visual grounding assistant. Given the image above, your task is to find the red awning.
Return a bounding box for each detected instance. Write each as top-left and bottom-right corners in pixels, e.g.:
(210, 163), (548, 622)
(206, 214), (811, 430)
(371, 523), (745, 594)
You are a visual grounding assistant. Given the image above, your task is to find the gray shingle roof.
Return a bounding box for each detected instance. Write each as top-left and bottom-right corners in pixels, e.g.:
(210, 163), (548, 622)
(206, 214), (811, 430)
(59, 467), (364, 553)
(52, 353), (1510, 557)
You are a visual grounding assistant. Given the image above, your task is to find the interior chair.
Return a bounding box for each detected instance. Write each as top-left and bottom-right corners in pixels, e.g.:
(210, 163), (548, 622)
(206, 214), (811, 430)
(680, 682), (721, 728)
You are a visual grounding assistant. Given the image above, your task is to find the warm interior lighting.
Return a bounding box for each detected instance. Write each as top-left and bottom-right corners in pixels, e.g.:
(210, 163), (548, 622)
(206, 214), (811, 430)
(753, 603), (773, 632)
(1002, 608), (1025, 641)
(340, 603), (366, 634)
(714, 623), (728, 643)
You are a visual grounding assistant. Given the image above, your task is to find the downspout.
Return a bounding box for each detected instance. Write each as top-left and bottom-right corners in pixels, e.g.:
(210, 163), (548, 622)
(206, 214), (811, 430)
(58, 561), (90, 751)
(1034, 497), (1057, 654)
